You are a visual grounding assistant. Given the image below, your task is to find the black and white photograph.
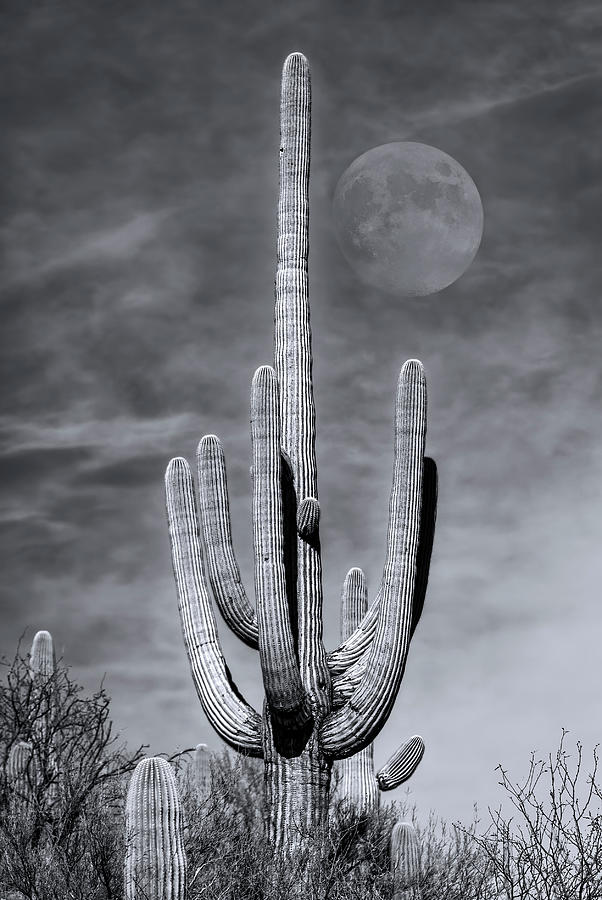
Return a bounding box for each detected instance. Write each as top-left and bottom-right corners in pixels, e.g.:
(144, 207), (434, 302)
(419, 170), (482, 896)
(1, 2), (601, 897)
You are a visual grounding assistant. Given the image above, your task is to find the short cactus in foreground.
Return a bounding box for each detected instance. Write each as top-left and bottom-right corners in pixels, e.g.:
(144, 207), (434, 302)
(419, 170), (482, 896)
(337, 567), (430, 816)
(164, 52), (437, 859)
(391, 821), (421, 900)
(124, 756), (187, 900)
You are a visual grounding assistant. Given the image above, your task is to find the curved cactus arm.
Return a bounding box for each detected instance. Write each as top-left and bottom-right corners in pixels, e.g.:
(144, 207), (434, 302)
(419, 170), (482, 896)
(197, 435), (259, 649)
(321, 360), (427, 758)
(377, 736), (425, 791)
(251, 366), (309, 726)
(165, 458), (262, 756)
(331, 652), (367, 708)
(328, 592), (380, 674)
(124, 757), (187, 900)
(328, 456), (436, 676)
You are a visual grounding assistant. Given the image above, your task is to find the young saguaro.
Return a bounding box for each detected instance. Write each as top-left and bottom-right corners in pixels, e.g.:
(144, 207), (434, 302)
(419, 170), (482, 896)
(124, 757), (187, 900)
(165, 52), (437, 856)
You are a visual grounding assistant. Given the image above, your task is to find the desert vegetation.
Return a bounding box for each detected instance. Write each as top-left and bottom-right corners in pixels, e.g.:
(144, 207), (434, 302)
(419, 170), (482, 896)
(0, 635), (142, 899)
(1, 635), (602, 898)
(3, 46), (599, 900)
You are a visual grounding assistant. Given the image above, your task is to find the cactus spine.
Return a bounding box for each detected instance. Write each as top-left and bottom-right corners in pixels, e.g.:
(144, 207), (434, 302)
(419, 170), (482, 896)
(391, 821), (421, 900)
(337, 571), (426, 816)
(164, 52), (436, 857)
(124, 757), (187, 900)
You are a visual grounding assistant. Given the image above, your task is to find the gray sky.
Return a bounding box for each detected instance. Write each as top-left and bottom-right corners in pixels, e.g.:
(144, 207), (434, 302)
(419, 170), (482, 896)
(3, 0), (602, 823)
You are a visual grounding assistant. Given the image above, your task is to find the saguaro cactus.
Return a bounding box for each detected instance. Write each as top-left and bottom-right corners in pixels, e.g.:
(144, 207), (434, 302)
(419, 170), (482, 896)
(164, 52), (437, 857)
(124, 756), (187, 900)
(338, 574), (426, 817)
(29, 630), (55, 679)
(28, 630), (58, 805)
(6, 741), (34, 815)
(192, 743), (212, 803)
(391, 821), (421, 900)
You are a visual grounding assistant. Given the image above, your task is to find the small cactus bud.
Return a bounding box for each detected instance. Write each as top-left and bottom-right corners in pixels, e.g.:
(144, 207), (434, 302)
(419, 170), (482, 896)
(297, 497), (320, 539)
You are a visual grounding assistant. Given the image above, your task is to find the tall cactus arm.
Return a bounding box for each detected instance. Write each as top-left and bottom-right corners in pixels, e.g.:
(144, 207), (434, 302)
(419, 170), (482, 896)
(275, 52), (330, 712)
(197, 435), (259, 648)
(275, 52), (314, 499)
(251, 366), (310, 726)
(165, 458), (263, 756)
(328, 456), (436, 676)
(321, 360), (426, 757)
(377, 736), (425, 791)
(332, 460), (434, 702)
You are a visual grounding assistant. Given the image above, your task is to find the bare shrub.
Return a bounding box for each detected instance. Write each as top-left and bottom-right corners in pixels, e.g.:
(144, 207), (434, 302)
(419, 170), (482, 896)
(0, 644), (143, 899)
(470, 731), (602, 899)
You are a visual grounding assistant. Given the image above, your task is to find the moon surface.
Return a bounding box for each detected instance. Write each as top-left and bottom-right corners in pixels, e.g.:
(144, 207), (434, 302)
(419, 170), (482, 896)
(332, 142), (484, 297)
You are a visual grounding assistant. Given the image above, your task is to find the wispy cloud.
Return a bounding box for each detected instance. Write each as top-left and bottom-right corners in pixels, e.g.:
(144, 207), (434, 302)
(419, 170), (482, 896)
(4, 207), (179, 285)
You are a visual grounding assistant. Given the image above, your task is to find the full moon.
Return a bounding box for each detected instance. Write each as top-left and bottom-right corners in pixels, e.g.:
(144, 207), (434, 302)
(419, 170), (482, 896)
(332, 142), (484, 297)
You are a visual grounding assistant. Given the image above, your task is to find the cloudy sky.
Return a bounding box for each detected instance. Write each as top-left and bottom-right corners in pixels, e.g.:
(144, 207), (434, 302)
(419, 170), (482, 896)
(3, 1), (602, 823)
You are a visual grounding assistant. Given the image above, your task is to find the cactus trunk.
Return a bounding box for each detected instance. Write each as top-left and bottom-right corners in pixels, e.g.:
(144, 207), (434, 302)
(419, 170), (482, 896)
(264, 726), (331, 852)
